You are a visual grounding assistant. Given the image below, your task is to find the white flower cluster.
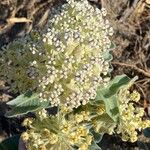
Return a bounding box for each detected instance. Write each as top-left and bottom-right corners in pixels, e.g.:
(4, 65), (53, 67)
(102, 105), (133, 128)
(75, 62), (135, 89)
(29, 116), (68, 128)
(35, 0), (113, 108)
(0, 0), (113, 108)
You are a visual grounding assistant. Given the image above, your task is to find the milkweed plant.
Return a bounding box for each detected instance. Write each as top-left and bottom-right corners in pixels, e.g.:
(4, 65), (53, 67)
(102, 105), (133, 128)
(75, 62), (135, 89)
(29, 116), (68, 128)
(0, 0), (149, 150)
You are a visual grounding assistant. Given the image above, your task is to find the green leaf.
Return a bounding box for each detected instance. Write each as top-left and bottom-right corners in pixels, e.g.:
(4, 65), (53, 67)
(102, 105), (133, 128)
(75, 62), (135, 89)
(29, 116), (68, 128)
(90, 128), (103, 143)
(89, 141), (102, 150)
(5, 92), (49, 117)
(109, 42), (116, 50)
(95, 75), (130, 121)
(143, 128), (150, 138)
(102, 51), (113, 62)
(137, 141), (150, 150)
(0, 135), (20, 150)
(95, 113), (114, 123)
(92, 113), (116, 134)
(104, 74), (130, 98)
(95, 75), (130, 100)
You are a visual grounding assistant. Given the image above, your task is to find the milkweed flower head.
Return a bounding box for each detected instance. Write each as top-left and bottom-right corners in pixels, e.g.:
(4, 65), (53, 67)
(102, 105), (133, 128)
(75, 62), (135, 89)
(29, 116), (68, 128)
(0, 0), (113, 109)
(39, 0), (113, 108)
(84, 80), (150, 143)
(116, 89), (150, 142)
(21, 109), (93, 150)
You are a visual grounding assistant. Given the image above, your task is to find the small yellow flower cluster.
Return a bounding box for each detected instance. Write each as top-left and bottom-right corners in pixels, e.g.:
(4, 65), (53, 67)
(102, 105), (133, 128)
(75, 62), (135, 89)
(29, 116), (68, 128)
(22, 118), (33, 128)
(96, 104), (105, 115)
(85, 102), (117, 135)
(0, 0), (113, 109)
(116, 89), (150, 142)
(36, 109), (48, 120)
(74, 111), (90, 123)
(22, 129), (58, 149)
(21, 109), (92, 150)
(21, 132), (29, 142)
(60, 110), (92, 149)
(67, 126), (93, 149)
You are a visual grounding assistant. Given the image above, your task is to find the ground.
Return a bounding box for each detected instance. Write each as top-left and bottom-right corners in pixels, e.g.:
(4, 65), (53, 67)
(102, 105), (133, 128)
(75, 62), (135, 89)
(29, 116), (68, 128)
(0, 0), (150, 149)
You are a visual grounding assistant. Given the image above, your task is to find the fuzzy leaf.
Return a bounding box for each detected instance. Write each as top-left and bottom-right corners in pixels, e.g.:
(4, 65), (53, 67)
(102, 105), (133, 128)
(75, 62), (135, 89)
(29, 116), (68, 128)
(90, 128), (103, 143)
(6, 92), (49, 117)
(103, 51), (113, 62)
(104, 74), (130, 98)
(95, 75), (130, 121)
(89, 141), (102, 150)
(109, 42), (116, 50)
(143, 128), (150, 138)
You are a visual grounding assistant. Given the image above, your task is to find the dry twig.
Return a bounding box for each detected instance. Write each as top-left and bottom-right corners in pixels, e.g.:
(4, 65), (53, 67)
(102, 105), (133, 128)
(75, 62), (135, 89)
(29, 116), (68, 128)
(112, 61), (150, 78)
(7, 17), (32, 24)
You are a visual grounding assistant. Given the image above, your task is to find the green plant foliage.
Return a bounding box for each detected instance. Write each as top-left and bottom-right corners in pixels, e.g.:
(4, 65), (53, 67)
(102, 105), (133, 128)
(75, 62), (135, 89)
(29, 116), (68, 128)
(1, 0), (150, 149)
(143, 128), (150, 138)
(95, 75), (130, 121)
(137, 141), (150, 150)
(109, 42), (116, 50)
(88, 141), (101, 150)
(0, 135), (20, 150)
(6, 91), (49, 117)
(3, 74), (150, 150)
(90, 128), (103, 143)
